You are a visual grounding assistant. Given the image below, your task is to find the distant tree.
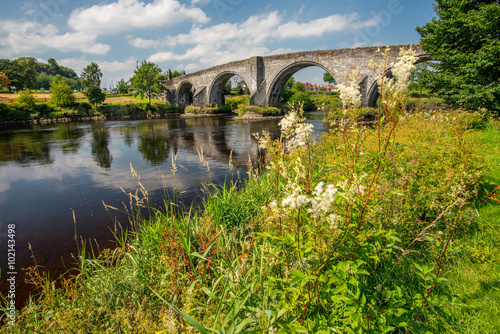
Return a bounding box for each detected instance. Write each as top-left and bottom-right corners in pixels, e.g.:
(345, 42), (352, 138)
(288, 91), (314, 110)
(37, 72), (52, 90)
(50, 75), (75, 107)
(81, 62), (105, 107)
(235, 83), (244, 95)
(131, 61), (167, 107)
(323, 72), (336, 84)
(0, 72), (11, 88)
(0, 58), (38, 91)
(244, 86), (250, 95)
(281, 76), (296, 104)
(292, 82), (305, 92)
(116, 79), (128, 94)
(16, 57), (38, 90)
(222, 83), (231, 95)
(284, 76), (295, 91)
(17, 89), (36, 110)
(416, 0), (500, 110)
(172, 70), (183, 78)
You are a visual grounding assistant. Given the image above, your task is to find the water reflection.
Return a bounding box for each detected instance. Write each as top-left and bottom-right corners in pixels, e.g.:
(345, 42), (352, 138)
(91, 123), (113, 169)
(0, 113), (329, 308)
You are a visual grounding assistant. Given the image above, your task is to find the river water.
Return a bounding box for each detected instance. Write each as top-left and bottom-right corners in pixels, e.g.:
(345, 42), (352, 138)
(0, 112), (329, 307)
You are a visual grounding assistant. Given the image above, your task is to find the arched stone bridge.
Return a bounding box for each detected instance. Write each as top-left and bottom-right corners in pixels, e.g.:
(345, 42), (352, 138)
(163, 44), (431, 108)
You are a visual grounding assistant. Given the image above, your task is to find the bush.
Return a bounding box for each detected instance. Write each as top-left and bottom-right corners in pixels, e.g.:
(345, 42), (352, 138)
(225, 96), (249, 110)
(288, 91), (314, 110)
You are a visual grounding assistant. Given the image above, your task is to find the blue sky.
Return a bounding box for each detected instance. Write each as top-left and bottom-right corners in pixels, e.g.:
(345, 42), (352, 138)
(0, 0), (436, 88)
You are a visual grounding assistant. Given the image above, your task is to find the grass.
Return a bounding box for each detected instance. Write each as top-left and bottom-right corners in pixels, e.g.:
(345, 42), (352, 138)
(427, 122), (500, 333)
(1, 112), (498, 333)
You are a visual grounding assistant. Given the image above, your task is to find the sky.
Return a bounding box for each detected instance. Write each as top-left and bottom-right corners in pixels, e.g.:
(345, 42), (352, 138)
(0, 0), (436, 88)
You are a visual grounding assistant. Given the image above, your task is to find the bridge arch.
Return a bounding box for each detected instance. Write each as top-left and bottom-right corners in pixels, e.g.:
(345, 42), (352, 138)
(177, 81), (194, 106)
(267, 61), (337, 107)
(208, 71), (251, 107)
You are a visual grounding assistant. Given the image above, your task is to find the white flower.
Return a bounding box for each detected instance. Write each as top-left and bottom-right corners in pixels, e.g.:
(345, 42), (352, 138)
(281, 185), (309, 210)
(308, 182), (338, 217)
(338, 82), (361, 109)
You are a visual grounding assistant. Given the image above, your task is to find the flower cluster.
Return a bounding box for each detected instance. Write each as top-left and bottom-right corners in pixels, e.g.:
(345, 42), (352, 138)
(337, 82), (362, 109)
(380, 47), (418, 109)
(278, 107), (314, 150)
(338, 67), (362, 109)
(308, 182), (338, 218)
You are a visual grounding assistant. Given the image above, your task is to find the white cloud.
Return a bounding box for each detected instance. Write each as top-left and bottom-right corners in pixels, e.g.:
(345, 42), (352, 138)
(0, 20), (110, 57)
(68, 0), (210, 35)
(277, 13), (377, 39)
(138, 11), (377, 70)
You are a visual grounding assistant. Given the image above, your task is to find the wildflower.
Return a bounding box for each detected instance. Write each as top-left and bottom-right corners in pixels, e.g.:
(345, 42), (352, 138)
(281, 185), (308, 210)
(308, 182), (338, 217)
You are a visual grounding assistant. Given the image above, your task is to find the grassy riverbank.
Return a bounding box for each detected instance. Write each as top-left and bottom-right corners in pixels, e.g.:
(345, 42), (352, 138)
(1, 106), (498, 333)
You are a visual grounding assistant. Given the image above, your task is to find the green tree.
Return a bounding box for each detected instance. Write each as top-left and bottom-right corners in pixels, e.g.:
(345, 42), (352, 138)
(50, 75), (75, 107)
(37, 72), (52, 90)
(323, 72), (336, 84)
(116, 79), (128, 94)
(17, 89), (36, 110)
(281, 76), (296, 104)
(235, 83), (244, 95)
(81, 62), (105, 107)
(0, 72), (11, 88)
(292, 81), (305, 92)
(131, 61), (167, 107)
(416, 0), (500, 110)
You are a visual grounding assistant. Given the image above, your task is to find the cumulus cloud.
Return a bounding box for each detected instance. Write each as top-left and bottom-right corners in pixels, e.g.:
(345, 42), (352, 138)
(277, 13), (378, 39)
(68, 0), (210, 35)
(137, 11), (377, 69)
(0, 20), (110, 57)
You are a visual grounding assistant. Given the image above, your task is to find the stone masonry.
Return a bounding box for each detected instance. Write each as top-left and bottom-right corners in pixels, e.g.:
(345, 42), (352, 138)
(163, 44), (431, 108)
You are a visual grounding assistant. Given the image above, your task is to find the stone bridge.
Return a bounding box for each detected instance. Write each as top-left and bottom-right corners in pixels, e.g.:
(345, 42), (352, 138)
(163, 44), (431, 108)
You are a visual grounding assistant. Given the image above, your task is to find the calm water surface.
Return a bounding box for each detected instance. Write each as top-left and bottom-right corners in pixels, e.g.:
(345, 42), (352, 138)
(0, 112), (329, 306)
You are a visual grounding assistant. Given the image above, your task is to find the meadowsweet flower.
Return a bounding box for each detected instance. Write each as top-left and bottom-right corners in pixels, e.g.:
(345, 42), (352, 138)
(308, 182), (338, 217)
(281, 185), (308, 210)
(288, 122), (314, 149)
(338, 82), (361, 109)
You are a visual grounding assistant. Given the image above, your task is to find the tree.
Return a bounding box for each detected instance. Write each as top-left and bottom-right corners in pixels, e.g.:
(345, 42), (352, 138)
(416, 0), (500, 110)
(292, 82), (305, 92)
(37, 72), (52, 90)
(116, 79), (128, 94)
(81, 62), (105, 107)
(50, 75), (75, 107)
(323, 72), (336, 84)
(17, 89), (36, 110)
(0, 72), (11, 88)
(131, 61), (167, 107)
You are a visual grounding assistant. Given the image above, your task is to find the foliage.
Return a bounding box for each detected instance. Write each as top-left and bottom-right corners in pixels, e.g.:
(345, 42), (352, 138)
(81, 62), (105, 107)
(225, 95), (249, 110)
(0, 72), (11, 88)
(0, 57), (38, 91)
(116, 79), (128, 94)
(131, 61), (167, 107)
(50, 75), (76, 107)
(323, 72), (336, 84)
(416, 0), (500, 111)
(17, 89), (36, 110)
(288, 91), (314, 110)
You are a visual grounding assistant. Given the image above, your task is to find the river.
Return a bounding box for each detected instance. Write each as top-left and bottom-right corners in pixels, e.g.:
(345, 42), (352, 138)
(0, 111), (329, 308)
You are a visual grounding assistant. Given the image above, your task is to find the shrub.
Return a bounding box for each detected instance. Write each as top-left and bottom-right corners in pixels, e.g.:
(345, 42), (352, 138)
(288, 91), (314, 110)
(17, 89), (36, 110)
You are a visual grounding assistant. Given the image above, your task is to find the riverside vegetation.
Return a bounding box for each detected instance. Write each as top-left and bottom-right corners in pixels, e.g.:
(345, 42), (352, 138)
(1, 47), (499, 333)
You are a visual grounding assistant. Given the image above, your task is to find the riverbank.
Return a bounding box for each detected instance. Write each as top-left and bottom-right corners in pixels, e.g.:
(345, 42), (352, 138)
(2, 107), (498, 333)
